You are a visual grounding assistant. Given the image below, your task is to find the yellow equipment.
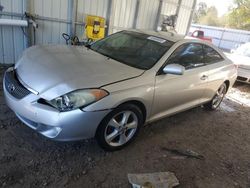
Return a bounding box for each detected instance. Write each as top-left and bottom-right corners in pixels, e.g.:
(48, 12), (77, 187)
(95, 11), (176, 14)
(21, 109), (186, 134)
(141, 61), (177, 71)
(85, 15), (105, 41)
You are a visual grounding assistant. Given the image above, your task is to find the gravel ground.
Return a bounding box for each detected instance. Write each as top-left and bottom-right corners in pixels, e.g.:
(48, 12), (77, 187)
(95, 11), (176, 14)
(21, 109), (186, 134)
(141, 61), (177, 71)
(0, 65), (250, 188)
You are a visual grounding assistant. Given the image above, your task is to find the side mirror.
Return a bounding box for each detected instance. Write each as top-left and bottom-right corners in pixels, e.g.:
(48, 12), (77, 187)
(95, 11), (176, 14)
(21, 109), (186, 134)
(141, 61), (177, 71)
(163, 64), (185, 75)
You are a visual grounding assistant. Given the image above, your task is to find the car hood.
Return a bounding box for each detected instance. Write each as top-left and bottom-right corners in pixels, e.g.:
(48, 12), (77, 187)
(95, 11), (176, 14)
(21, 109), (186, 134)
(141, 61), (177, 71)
(15, 45), (144, 99)
(225, 52), (250, 70)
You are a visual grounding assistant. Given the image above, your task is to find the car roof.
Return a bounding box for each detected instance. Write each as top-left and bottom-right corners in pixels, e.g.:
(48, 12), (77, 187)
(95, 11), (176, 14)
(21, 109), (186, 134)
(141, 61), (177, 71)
(123, 29), (226, 57)
(126, 29), (186, 42)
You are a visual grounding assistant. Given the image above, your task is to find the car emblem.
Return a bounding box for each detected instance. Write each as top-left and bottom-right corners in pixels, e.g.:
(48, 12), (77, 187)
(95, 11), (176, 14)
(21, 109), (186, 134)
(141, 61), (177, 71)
(8, 84), (15, 92)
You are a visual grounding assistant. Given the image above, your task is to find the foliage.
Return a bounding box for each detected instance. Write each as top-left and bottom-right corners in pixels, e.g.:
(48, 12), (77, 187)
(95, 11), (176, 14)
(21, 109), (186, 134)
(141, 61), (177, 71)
(227, 0), (250, 30)
(193, 2), (207, 23)
(193, 0), (250, 30)
(193, 3), (221, 26)
(198, 6), (220, 26)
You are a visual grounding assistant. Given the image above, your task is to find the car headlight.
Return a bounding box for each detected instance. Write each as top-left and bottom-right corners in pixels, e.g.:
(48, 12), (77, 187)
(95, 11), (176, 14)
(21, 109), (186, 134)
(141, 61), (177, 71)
(46, 89), (109, 112)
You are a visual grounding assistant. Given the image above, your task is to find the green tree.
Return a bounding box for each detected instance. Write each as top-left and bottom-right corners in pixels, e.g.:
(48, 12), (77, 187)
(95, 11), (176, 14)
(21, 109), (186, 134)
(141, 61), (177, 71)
(199, 6), (220, 26)
(228, 0), (250, 30)
(218, 14), (228, 27)
(193, 3), (220, 26)
(193, 2), (208, 23)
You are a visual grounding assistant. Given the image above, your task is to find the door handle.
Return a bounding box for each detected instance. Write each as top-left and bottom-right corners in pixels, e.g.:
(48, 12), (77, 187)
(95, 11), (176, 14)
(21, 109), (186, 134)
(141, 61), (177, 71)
(200, 75), (208, 80)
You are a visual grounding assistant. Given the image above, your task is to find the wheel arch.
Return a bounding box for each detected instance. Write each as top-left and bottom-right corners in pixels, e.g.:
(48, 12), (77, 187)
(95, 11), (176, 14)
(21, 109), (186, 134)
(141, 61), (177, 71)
(224, 80), (230, 92)
(95, 99), (147, 137)
(95, 99), (147, 150)
(117, 100), (147, 124)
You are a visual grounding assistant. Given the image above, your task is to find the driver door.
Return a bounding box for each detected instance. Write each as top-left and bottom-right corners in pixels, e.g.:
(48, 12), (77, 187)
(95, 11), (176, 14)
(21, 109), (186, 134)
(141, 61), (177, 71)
(151, 43), (209, 120)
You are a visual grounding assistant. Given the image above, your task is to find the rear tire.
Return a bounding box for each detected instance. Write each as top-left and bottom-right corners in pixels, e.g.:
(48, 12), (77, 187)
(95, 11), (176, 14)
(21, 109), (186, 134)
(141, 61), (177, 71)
(204, 83), (227, 110)
(96, 104), (143, 151)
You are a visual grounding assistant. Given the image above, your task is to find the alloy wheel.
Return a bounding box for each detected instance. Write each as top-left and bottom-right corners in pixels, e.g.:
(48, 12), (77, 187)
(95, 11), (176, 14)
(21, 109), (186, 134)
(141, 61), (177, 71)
(104, 111), (138, 147)
(212, 84), (227, 109)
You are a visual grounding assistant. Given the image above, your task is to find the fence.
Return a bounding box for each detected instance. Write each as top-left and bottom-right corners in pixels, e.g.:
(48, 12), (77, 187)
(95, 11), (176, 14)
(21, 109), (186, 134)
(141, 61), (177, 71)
(0, 0), (196, 64)
(190, 24), (250, 52)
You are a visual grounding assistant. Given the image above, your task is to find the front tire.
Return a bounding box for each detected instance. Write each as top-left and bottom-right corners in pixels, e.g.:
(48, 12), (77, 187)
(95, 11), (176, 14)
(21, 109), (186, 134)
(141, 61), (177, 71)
(204, 83), (227, 110)
(96, 104), (143, 151)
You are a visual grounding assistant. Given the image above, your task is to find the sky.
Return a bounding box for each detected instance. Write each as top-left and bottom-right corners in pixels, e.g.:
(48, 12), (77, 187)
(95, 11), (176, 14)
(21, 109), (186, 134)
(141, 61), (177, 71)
(197, 0), (234, 17)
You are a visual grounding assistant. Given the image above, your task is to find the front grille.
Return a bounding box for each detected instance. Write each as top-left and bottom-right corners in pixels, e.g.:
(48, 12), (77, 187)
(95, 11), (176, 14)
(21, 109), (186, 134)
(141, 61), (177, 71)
(4, 70), (31, 99)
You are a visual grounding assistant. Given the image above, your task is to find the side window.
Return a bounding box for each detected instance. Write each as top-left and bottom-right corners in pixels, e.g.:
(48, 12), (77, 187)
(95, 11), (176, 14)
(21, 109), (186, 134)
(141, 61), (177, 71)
(167, 43), (204, 70)
(203, 45), (224, 64)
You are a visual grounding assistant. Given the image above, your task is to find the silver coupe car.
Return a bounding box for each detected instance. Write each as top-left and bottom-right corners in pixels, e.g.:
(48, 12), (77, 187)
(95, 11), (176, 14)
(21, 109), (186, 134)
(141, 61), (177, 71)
(3, 30), (237, 151)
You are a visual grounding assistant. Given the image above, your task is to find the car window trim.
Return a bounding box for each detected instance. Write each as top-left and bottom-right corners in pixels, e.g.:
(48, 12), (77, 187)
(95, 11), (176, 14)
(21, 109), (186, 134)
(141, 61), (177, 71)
(91, 30), (174, 70)
(157, 42), (206, 75)
(202, 44), (224, 65)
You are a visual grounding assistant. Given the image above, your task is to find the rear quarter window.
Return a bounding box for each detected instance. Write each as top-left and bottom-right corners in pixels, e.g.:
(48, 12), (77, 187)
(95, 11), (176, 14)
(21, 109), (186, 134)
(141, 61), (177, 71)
(166, 43), (205, 70)
(203, 45), (224, 64)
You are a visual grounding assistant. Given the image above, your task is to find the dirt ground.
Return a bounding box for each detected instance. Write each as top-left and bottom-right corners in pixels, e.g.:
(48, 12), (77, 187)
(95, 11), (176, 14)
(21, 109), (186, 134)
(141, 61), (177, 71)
(0, 65), (250, 188)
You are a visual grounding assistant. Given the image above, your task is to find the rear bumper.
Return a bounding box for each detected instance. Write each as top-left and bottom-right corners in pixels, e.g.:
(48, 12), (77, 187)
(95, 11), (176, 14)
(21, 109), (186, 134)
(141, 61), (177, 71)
(3, 70), (111, 141)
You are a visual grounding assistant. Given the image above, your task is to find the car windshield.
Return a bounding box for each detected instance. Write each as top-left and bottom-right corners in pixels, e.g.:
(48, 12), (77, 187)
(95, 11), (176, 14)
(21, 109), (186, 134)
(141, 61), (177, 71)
(234, 43), (250, 57)
(90, 31), (174, 70)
